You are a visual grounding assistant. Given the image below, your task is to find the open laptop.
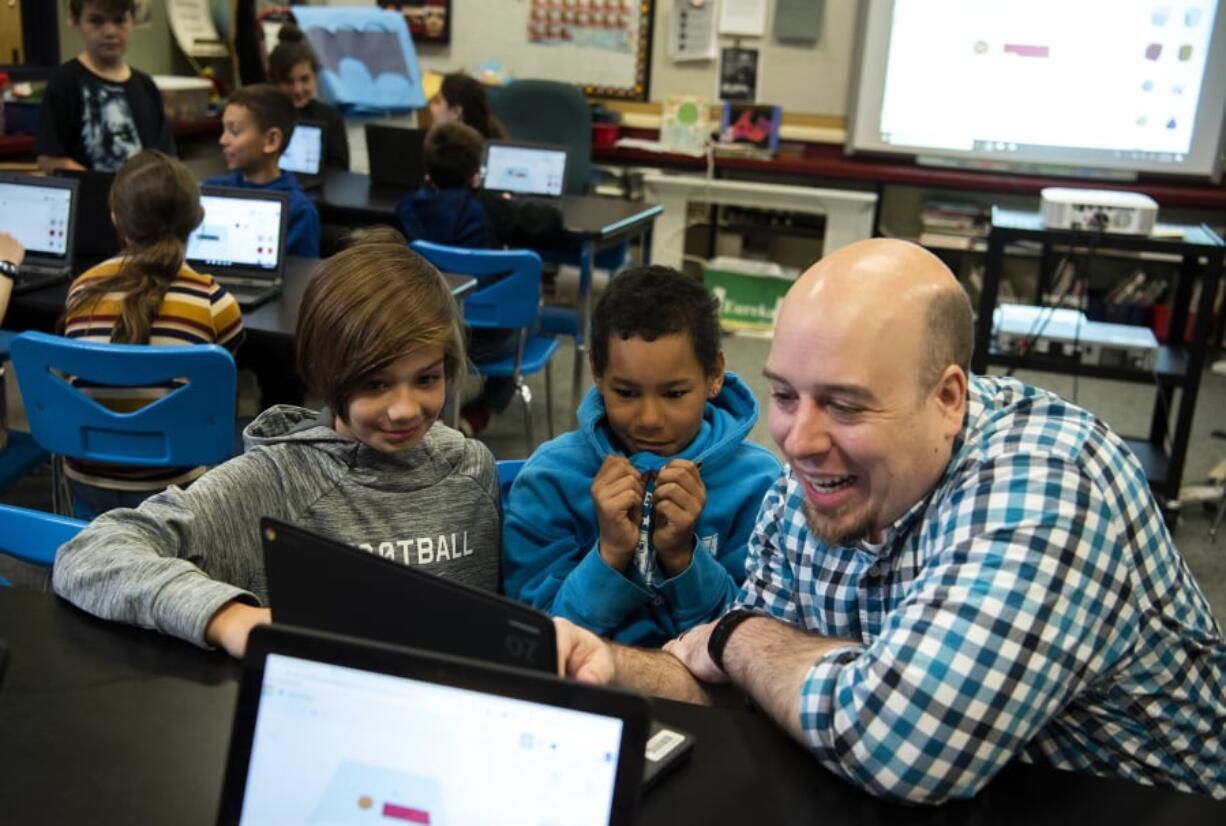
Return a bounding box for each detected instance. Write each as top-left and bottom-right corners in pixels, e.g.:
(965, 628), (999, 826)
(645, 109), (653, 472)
(218, 623), (649, 825)
(55, 169), (122, 263)
(262, 518), (696, 789)
(279, 119), (325, 190)
(482, 140), (569, 198)
(365, 123), (426, 189)
(185, 186), (290, 310)
(0, 174), (79, 294)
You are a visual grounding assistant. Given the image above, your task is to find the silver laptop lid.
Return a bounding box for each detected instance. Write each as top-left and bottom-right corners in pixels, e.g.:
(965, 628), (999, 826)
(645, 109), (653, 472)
(186, 186), (289, 280)
(482, 141), (569, 197)
(0, 175), (78, 268)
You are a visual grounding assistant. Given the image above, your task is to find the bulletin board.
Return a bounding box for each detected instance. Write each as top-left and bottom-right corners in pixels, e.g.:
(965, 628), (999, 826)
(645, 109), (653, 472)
(456, 0), (655, 101)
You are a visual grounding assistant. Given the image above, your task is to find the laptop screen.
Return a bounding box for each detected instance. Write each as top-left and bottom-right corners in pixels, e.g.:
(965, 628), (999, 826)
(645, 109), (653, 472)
(186, 192), (284, 271)
(483, 142), (568, 196)
(280, 123), (323, 176)
(237, 653), (625, 825)
(0, 181), (73, 258)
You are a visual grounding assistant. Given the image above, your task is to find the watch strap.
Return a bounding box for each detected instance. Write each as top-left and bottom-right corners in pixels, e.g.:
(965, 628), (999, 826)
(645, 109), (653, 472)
(707, 607), (765, 673)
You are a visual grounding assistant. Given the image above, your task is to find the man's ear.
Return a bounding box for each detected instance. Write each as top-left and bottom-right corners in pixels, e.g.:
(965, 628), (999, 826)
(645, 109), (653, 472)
(934, 364), (968, 439)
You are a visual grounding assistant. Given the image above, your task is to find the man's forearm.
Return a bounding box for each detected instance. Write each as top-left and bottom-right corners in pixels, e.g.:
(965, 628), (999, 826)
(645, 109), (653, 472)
(721, 617), (857, 741)
(611, 644), (723, 705)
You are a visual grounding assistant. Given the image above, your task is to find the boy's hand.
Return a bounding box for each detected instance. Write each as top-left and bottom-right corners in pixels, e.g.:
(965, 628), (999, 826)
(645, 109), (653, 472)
(591, 456), (645, 572)
(204, 601), (272, 659)
(652, 460), (706, 576)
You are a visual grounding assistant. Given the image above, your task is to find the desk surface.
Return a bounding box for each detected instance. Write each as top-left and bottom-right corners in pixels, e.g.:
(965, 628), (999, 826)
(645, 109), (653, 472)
(317, 170), (663, 239)
(0, 588), (1219, 825)
(5, 259), (475, 341)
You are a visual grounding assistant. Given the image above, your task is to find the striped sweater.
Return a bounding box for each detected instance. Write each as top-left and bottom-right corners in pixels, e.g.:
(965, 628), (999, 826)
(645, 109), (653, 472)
(61, 258), (245, 491)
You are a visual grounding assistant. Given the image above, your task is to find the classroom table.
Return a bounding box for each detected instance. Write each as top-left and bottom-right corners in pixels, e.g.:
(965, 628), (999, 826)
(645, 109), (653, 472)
(314, 169), (664, 411)
(0, 587), (1220, 825)
(3, 257), (476, 342)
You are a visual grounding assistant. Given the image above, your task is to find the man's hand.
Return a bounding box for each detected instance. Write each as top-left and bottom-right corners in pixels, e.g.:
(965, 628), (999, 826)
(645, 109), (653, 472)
(204, 601), (272, 659)
(554, 617), (616, 684)
(0, 232), (26, 268)
(662, 619), (728, 684)
(652, 460), (706, 576)
(591, 456), (645, 571)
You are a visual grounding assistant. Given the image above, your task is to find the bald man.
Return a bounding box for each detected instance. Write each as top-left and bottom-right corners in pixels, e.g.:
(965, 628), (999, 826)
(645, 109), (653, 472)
(554, 239), (1226, 803)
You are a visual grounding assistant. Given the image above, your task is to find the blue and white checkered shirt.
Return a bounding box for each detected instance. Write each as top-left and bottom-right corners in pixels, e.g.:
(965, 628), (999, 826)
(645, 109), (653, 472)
(735, 375), (1225, 803)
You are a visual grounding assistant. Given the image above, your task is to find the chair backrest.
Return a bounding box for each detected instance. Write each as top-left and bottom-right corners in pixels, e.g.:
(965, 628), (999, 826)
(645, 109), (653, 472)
(0, 504), (86, 569)
(496, 459), (526, 512)
(488, 79), (591, 195)
(10, 331), (237, 467)
(409, 241), (543, 331)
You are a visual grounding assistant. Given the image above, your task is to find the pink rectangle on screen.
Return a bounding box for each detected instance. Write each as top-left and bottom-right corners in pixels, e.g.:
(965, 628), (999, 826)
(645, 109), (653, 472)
(1004, 43), (1050, 58)
(382, 802), (430, 823)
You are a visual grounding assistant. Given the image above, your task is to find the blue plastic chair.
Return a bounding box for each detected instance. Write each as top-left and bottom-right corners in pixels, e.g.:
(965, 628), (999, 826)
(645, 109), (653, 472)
(410, 241), (561, 447)
(0, 331), (52, 493)
(0, 503), (86, 586)
(9, 331), (238, 515)
(496, 458), (526, 513)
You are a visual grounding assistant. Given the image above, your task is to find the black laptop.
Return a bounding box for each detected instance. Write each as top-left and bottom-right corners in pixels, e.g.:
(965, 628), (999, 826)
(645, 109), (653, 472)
(261, 518), (696, 789)
(279, 119), (325, 190)
(482, 140), (569, 198)
(55, 169), (122, 263)
(184, 186), (290, 310)
(217, 623), (649, 825)
(0, 174), (79, 294)
(365, 123), (426, 189)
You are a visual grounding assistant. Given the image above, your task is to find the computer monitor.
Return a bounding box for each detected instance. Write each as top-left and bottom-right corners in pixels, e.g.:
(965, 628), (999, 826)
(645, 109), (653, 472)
(482, 141), (569, 197)
(185, 187), (288, 277)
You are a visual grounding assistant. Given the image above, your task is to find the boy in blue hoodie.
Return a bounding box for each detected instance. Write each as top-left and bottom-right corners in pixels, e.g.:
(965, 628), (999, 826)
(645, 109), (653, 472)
(206, 84), (321, 258)
(395, 122), (491, 248)
(503, 266), (782, 646)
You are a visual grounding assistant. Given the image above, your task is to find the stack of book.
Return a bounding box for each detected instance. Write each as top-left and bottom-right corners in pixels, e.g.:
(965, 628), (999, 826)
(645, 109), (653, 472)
(917, 200), (990, 250)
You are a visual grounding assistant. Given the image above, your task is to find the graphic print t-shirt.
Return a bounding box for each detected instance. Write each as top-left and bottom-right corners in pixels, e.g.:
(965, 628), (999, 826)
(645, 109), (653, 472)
(34, 59), (175, 171)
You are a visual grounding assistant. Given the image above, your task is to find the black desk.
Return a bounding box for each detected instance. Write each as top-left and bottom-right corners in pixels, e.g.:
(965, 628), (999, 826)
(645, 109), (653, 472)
(1, 588), (1220, 824)
(4, 258), (475, 342)
(316, 170), (664, 410)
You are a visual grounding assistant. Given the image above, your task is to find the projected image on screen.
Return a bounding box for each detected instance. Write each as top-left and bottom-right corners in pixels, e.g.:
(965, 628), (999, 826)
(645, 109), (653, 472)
(186, 195), (283, 270)
(848, 0), (1226, 179)
(280, 125), (323, 176)
(484, 145), (566, 196)
(0, 183), (72, 256)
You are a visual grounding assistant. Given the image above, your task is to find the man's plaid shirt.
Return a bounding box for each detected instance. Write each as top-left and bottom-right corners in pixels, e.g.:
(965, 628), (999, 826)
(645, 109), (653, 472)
(735, 375), (1225, 803)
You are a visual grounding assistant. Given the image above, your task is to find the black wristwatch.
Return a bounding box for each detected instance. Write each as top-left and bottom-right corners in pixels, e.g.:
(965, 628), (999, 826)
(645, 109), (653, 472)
(0, 260), (17, 280)
(707, 607), (766, 673)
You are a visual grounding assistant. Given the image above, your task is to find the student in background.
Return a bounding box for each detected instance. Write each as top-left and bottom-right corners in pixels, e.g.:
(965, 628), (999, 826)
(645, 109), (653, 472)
(429, 72), (507, 140)
(60, 150), (245, 519)
(206, 84), (321, 258)
(503, 266), (782, 646)
(36, 0), (174, 173)
(395, 122), (490, 248)
(267, 23), (350, 170)
(53, 238), (501, 659)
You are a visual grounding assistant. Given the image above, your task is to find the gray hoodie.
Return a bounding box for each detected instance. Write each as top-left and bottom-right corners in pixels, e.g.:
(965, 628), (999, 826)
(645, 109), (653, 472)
(52, 405), (501, 647)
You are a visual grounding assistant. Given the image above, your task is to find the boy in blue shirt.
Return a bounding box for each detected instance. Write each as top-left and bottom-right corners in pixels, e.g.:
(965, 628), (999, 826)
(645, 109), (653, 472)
(503, 266), (782, 646)
(395, 122), (491, 248)
(206, 84), (320, 258)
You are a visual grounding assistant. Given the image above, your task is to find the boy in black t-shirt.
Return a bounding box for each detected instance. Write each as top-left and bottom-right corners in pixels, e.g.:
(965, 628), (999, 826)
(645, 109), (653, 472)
(36, 0), (174, 174)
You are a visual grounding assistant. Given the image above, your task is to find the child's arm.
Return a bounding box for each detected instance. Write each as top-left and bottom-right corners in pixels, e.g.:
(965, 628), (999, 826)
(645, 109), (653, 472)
(52, 447), (302, 648)
(34, 67), (88, 174)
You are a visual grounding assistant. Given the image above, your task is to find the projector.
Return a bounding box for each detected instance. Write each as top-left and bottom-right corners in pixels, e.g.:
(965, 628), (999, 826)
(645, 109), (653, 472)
(1040, 188), (1158, 235)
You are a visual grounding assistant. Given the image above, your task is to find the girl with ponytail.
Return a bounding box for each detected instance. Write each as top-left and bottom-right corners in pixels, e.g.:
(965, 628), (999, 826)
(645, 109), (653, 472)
(60, 149), (245, 518)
